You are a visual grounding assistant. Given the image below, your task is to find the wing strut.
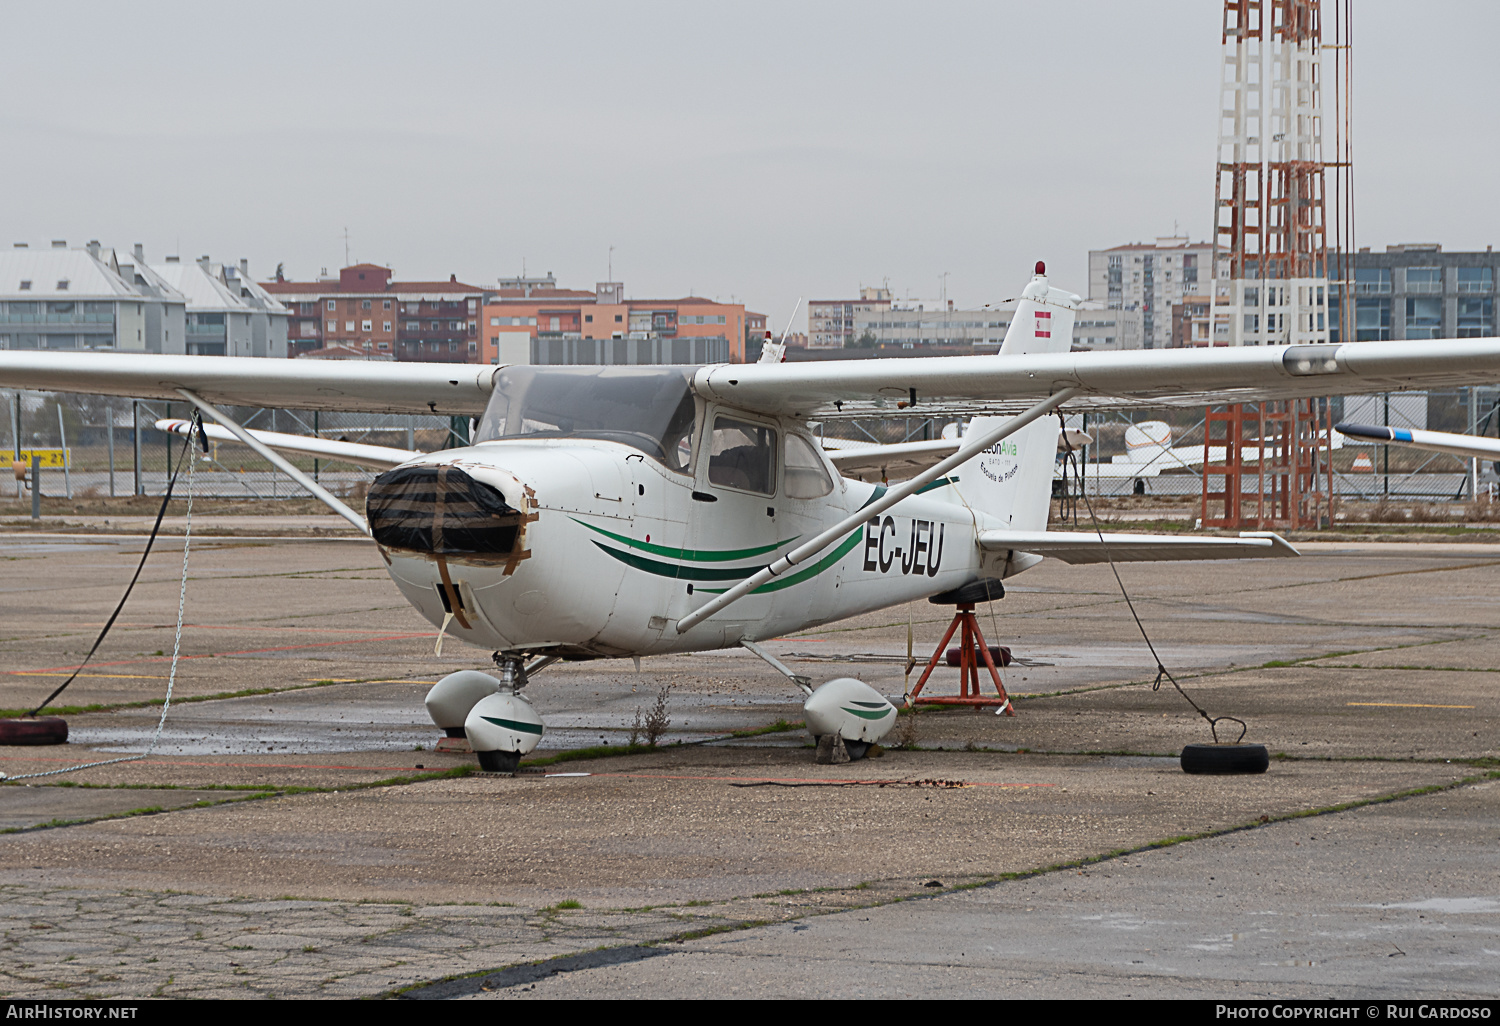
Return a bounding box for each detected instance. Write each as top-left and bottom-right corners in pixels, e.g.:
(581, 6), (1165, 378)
(174, 388), (371, 535)
(676, 388), (1081, 633)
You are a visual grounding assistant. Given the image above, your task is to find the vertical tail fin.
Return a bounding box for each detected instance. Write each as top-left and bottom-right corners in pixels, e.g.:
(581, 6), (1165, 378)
(955, 263), (1080, 530)
(1000, 261), (1079, 357)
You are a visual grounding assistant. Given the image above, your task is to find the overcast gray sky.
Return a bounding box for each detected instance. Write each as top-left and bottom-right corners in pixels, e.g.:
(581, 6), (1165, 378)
(3, 1), (1496, 325)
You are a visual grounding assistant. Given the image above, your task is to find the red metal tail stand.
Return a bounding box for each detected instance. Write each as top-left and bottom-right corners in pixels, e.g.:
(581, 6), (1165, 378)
(905, 602), (1014, 715)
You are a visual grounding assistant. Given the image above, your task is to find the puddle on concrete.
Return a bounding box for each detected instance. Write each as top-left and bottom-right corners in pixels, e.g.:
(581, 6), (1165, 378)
(1381, 897), (1500, 914)
(70, 724), (435, 756)
(64, 663), (808, 756)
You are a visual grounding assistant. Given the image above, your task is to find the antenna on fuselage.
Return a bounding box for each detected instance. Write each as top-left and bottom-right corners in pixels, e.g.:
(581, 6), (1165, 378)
(779, 297), (803, 345)
(758, 298), (804, 364)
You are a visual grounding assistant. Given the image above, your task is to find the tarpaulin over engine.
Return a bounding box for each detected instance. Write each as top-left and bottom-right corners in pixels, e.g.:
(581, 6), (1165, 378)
(367, 465), (525, 557)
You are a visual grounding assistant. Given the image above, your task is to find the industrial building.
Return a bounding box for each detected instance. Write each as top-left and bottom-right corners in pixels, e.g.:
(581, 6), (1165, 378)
(0, 240), (186, 354)
(150, 255), (288, 358)
(853, 300), (1141, 351)
(264, 264), (487, 363)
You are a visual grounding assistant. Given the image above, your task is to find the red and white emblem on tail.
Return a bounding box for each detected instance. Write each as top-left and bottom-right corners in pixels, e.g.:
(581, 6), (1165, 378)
(1034, 310), (1052, 338)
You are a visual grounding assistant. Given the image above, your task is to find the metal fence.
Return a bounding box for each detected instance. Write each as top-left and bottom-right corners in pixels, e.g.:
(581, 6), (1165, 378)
(820, 388), (1500, 504)
(9, 387), (1499, 505)
(4, 391), (465, 500)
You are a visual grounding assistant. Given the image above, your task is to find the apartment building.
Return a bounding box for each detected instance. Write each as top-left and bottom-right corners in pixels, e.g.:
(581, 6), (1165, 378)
(808, 288), (892, 349)
(1088, 236), (1218, 349)
(0, 240), (186, 354)
(854, 299), (1141, 351)
(151, 255), (288, 357)
(1330, 244), (1498, 343)
(264, 264), (487, 362)
(482, 280), (747, 366)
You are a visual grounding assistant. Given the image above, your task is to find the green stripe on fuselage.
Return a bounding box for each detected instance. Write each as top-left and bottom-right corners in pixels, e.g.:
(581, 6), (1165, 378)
(571, 518), (797, 562)
(916, 476), (956, 495)
(698, 528), (864, 595)
(592, 542), (765, 581)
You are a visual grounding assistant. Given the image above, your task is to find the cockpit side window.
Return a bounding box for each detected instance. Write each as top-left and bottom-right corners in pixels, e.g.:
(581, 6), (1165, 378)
(708, 416), (777, 496)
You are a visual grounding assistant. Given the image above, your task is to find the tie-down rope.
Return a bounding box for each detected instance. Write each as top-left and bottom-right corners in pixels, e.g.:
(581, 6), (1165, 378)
(2, 417), (203, 781)
(1057, 412), (1247, 744)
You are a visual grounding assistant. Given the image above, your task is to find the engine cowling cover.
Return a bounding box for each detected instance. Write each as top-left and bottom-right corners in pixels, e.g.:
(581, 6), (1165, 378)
(464, 691), (545, 756)
(803, 677), (896, 744)
(424, 670), (501, 730)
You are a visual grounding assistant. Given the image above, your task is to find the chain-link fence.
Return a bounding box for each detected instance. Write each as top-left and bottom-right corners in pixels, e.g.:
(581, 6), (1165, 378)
(8, 387), (1497, 506)
(820, 389), (1500, 504)
(3, 391), (467, 501)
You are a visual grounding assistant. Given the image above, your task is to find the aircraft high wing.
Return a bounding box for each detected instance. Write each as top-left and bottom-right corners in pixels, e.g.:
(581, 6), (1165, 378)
(0, 352), (493, 415)
(5, 339), (1500, 423)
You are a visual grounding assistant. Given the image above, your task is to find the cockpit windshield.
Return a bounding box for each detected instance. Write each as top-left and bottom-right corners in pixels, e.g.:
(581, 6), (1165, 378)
(474, 365), (698, 473)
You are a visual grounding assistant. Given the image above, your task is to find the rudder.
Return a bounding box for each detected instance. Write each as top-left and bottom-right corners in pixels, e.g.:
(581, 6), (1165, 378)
(953, 263), (1079, 530)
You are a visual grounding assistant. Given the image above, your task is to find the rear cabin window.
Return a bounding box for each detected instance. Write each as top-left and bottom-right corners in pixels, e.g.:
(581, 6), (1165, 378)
(708, 417), (777, 496)
(784, 434), (833, 498)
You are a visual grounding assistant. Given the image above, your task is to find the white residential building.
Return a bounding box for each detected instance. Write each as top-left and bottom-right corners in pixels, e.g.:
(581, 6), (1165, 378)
(151, 255), (289, 357)
(1088, 236), (1222, 349)
(0, 240), (186, 353)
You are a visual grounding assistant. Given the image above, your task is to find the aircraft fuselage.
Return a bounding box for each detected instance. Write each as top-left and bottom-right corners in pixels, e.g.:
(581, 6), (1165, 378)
(376, 434), (995, 659)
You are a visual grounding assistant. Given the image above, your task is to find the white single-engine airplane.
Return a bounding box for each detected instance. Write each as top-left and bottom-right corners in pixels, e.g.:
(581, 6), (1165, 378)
(8, 264), (1500, 768)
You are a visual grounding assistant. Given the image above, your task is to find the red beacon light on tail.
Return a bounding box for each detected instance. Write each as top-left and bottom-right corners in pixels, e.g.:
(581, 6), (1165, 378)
(1035, 261), (1046, 276)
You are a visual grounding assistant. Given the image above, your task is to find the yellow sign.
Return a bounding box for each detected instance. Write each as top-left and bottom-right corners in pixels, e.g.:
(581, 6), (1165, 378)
(11, 449), (68, 469)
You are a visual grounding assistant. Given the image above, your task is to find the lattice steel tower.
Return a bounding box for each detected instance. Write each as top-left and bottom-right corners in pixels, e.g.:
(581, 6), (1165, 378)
(1203, 0), (1338, 531)
(1210, 0), (1330, 346)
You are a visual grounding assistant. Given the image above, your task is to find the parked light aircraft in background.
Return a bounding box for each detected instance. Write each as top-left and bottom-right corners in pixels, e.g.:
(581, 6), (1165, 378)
(7, 264), (1500, 768)
(1335, 421), (1500, 464)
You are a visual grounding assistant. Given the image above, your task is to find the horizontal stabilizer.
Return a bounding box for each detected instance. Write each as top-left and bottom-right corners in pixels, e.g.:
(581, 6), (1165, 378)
(155, 419), (417, 470)
(976, 529), (1299, 564)
(825, 428), (1092, 481)
(823, 438), (961, 478)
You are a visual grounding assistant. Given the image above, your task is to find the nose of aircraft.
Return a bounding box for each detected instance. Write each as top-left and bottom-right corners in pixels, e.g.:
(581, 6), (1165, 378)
(367, 463), (529, 559)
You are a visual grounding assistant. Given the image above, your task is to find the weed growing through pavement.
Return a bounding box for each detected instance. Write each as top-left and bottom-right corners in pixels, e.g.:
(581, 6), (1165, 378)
(644, 686), (671, 747)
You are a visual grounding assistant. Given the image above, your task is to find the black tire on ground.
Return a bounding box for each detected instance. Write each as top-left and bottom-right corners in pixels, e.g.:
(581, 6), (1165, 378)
(1180, 742), (1270, 775)
(945, 645), (1012, 668)
(844, 740), (870, 761)
(476, 749), (522, 773)
(0, 717), (69, 747)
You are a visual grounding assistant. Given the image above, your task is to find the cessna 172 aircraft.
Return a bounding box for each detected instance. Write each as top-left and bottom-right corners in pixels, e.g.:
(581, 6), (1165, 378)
(7, 264), (1500, 768)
